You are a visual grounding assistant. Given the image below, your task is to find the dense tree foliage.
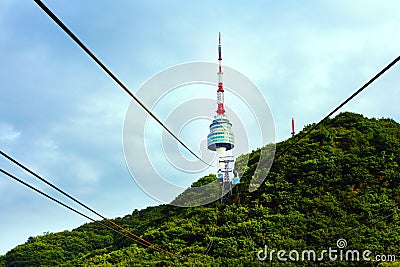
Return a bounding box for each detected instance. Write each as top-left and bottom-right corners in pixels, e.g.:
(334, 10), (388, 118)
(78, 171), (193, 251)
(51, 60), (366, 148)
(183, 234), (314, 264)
(1, 112), (399, 266)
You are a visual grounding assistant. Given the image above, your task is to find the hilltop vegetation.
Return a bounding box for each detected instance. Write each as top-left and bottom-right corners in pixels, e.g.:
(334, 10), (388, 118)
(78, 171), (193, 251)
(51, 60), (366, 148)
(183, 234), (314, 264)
(1, 112), (399, 266)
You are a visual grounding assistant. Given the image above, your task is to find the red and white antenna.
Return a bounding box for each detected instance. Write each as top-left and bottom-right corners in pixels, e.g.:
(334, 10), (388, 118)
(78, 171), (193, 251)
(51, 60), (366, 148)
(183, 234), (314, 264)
(216, 32), (225, 116)
(291, 118), (295, 136)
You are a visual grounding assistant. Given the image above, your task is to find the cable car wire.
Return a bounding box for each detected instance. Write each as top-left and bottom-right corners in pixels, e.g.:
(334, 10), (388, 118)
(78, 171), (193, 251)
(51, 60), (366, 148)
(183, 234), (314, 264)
(33, 0), (211, 168)
(275, 55), (400, 160)
(0, 151), (179, 258)
(0, 168), (154, 249)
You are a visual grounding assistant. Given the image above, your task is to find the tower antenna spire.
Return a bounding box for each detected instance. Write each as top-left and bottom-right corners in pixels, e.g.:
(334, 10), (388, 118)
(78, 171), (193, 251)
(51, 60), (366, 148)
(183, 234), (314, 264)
(218, 32), (222, 60)
(216, 32), (225, 115)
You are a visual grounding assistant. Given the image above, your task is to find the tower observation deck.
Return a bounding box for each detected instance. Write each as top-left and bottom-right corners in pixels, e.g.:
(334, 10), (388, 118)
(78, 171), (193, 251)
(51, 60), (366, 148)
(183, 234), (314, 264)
(207, 117), (234, 151)
(207, 33), (239, 189)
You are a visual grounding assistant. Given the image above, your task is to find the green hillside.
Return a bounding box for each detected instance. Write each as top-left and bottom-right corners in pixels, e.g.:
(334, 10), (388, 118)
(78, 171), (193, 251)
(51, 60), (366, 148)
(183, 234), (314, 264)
(1, 112), (399, 266)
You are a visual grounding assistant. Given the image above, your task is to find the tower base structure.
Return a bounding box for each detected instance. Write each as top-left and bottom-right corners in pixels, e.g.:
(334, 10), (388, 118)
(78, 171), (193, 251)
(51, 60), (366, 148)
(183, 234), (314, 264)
(217, 156), (240, 183)
(216, 154), (240, 200)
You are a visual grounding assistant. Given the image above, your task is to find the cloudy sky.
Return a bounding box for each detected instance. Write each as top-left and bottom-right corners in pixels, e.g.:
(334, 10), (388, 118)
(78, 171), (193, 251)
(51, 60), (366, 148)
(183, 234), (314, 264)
(1, 0), (399, 254)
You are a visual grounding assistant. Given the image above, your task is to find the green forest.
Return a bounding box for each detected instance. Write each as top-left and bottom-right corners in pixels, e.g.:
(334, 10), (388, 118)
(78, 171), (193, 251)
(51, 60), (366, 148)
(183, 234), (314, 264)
(1, 112), (399, 266)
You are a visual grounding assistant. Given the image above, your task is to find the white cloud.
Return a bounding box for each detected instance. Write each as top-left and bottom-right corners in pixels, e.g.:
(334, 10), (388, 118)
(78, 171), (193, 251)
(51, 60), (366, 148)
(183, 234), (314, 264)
(0, 123), (21, 143)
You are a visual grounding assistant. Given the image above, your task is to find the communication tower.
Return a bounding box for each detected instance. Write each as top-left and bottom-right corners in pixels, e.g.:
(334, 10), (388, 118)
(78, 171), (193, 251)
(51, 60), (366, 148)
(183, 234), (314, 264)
(207, 33), (239, 195)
